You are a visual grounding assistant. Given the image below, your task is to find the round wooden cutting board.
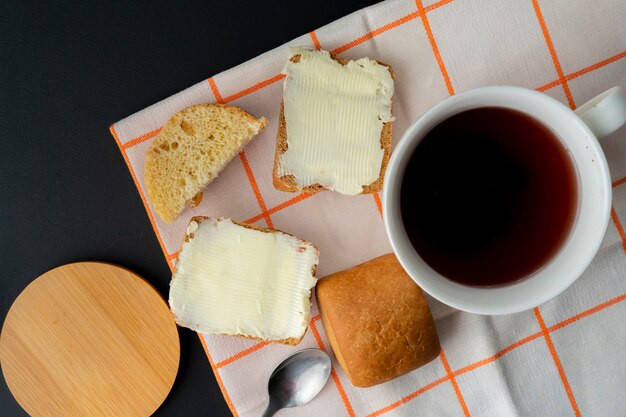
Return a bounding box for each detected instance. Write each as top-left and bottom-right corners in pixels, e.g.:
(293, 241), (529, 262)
(0, 262), (180, 417)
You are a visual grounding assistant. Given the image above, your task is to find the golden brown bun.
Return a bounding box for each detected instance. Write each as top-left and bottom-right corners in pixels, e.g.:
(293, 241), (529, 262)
(316, 253), (440, 387)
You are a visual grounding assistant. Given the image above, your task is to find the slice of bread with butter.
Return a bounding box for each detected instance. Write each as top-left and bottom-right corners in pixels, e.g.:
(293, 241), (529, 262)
(168, 217), (319, 345)
(274, 47), (394, 195)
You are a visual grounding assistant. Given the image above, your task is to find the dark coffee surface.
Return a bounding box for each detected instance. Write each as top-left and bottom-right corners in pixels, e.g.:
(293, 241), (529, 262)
(401, 107), (578, 286)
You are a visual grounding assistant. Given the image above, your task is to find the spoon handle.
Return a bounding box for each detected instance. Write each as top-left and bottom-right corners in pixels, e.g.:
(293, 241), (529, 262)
(261, 397), (282, 417)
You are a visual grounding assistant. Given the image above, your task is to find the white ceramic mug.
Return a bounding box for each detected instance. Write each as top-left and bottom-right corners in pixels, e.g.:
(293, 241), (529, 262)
(383, 86), (626, 315)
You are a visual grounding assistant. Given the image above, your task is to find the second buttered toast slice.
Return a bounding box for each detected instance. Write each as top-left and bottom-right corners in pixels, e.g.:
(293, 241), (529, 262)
(274, 47), (394, 195)
(168, 217), (319, 345)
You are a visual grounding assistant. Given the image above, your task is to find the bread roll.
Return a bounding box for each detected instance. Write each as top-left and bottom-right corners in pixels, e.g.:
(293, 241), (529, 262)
(316, 253), (440, 387)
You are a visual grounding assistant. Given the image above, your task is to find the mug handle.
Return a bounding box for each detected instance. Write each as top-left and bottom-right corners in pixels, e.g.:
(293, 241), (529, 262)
(575, 86), (626, 139)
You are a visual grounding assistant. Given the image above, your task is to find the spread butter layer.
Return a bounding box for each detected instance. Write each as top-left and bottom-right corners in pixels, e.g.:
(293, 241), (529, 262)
(169, 218), (318, 341)
(278, 47), (394, 195)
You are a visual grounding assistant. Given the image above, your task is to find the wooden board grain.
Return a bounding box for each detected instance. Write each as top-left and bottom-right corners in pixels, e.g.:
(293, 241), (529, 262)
(0, 262), (180, 417)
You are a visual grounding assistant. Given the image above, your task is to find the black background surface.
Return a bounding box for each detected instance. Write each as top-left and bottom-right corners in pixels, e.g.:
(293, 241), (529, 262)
(0, 1), (377, 415)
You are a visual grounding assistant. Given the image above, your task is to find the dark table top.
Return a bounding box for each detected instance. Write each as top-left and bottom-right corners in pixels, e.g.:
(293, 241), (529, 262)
(0, 1), (377, 415)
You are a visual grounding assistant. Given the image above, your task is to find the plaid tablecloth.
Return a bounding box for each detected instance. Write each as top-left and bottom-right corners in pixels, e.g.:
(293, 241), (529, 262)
(110, 0), (626, 415)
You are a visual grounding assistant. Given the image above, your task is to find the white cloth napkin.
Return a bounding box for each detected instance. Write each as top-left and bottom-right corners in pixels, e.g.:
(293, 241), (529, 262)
(110, 0), (626, 415)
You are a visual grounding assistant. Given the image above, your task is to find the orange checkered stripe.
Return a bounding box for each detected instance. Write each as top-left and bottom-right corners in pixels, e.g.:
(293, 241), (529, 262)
(110, 1), (626, 415)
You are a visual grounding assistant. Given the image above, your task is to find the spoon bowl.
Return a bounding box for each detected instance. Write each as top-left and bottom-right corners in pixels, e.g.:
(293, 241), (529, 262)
(262, 348), (331, 417)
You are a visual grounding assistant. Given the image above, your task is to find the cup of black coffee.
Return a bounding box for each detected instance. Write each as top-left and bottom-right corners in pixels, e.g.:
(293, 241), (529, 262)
(383, 86), (626, 314)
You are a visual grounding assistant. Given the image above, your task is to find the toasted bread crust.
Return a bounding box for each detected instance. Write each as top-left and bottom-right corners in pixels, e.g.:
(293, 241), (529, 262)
(273, 53), (394, 194)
